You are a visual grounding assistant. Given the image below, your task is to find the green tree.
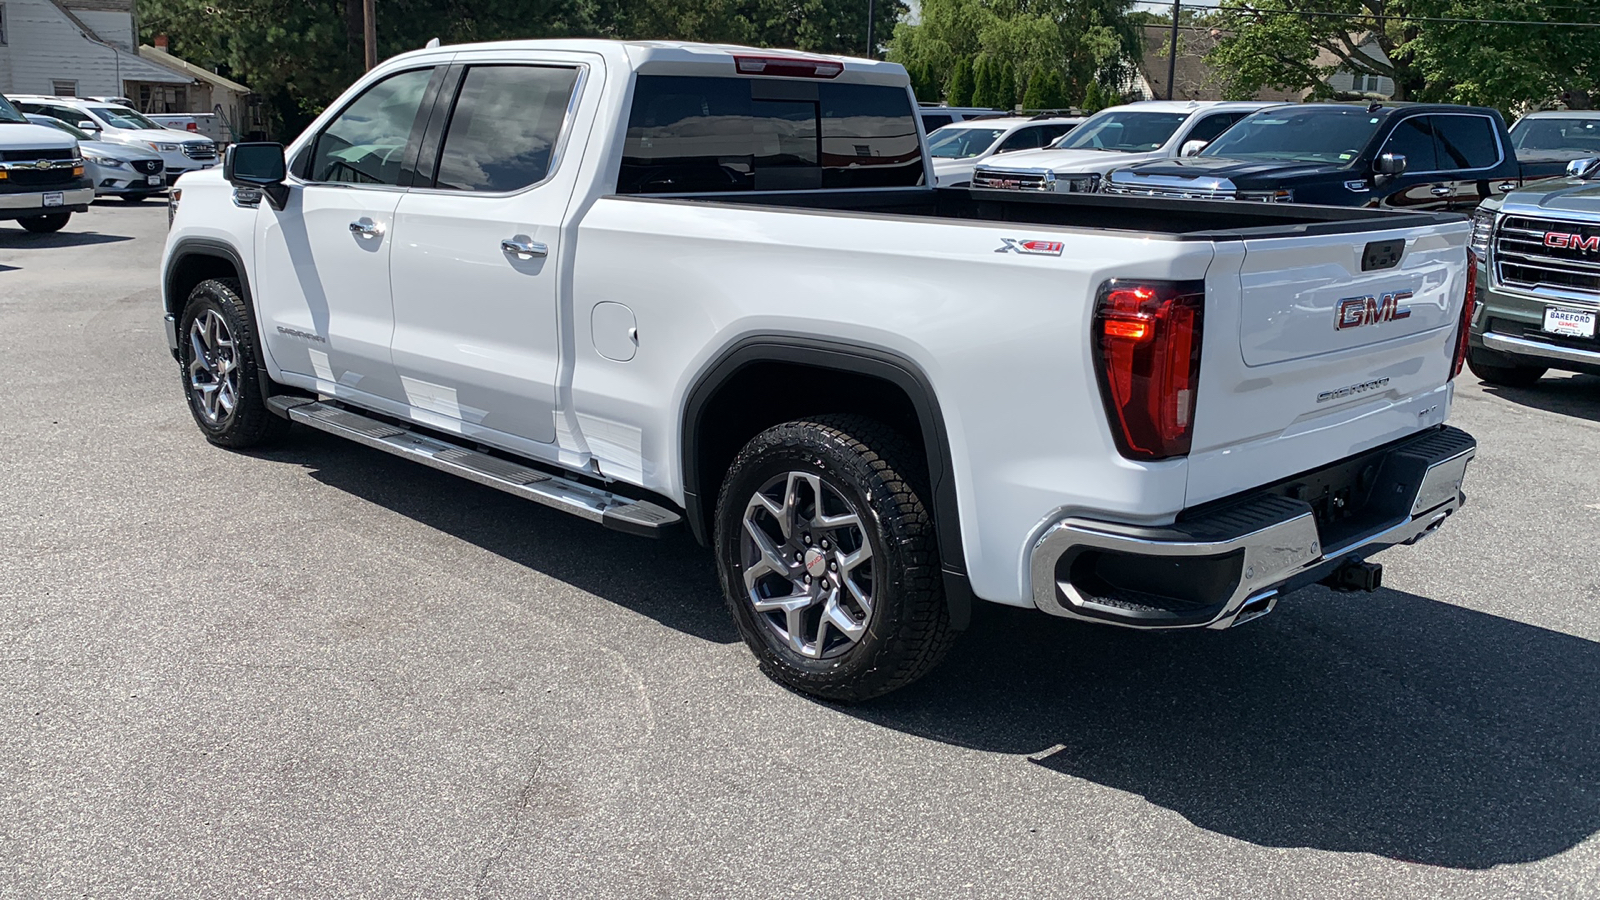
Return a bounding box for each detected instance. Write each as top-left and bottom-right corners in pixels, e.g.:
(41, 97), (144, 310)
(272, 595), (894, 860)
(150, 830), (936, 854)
(1023, 65), (1071, 110)
(887, 0), (1140, 107)
(1081, 79), (1111, 112)
(946, 57), (976, 106)
(1205, 0), (1600, 109)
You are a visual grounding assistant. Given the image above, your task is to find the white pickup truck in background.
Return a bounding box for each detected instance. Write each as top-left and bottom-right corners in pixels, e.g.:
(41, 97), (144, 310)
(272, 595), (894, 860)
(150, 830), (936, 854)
(970, 99), (1280, 193)
(162, 40), (1478, 700)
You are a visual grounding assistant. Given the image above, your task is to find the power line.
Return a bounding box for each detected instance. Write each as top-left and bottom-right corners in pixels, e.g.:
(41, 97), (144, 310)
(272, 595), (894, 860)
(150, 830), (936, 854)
(1169, 3), (1600, 28)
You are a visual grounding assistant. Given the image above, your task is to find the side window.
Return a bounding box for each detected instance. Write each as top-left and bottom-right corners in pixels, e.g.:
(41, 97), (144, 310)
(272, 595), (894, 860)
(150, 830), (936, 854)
(996, 127), (1044, 153)
(1432, 115), (1500, 170)
(619, 75), (924, 194)
(922, 114), (954, 131)
(1037, 123), (1075, 145)
(307, 68), (433, 186)
(1185, 113), (1243, 146)
(1383, 117), (1440, 171)
(431, 65), (580, 192)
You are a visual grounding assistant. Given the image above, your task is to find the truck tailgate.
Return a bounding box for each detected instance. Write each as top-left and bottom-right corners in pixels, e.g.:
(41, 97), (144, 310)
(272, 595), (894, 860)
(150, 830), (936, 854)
(1185, 219), (1471, 507)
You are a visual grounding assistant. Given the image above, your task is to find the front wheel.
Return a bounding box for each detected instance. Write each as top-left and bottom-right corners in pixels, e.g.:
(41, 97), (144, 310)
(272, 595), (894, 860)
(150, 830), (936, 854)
(1467, 349), (1547, 388)
(714, 415), (956, 702)
(177, 278), (288, 448)
(19, 213), (70, 233)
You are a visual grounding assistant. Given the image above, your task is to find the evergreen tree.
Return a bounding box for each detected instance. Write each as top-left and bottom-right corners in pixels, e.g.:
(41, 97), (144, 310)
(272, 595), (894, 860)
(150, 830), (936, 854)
(946, 57), (976, 106)
(972, 56), (997, 109)
(1023, 66), (1070, 110)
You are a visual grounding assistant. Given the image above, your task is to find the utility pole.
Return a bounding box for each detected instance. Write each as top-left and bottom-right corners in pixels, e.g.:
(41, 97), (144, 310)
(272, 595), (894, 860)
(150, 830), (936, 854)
(363, 0), (377, 71)
(1166, 0), (1180, 100)
(866, 0), (876, 59)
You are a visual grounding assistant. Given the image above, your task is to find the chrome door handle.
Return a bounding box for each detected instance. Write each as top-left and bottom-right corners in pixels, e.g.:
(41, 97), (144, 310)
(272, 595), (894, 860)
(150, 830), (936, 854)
(1429, 186), (1453, 196)
(1497, 181), (1519, 193)
(501, 238), (548, 260)
(349, 218), (383, 238)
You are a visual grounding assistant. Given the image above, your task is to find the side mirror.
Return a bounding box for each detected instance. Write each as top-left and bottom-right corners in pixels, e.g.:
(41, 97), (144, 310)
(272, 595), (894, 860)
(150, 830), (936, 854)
(75, 120), (100, 133)
(224, 142), (288, 209)
(1180, 140), (1207, 157)
(1566, 157), (1600, 179)
(1374, 152), (1407, 177)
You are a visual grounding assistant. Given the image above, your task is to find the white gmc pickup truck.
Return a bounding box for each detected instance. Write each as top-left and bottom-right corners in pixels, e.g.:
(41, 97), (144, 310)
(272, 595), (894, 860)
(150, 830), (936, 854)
(162, 40), (1479, 700)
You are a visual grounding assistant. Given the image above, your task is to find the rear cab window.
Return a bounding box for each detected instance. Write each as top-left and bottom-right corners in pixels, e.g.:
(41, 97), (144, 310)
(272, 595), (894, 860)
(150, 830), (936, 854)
(1431, 115), (1500, 170)
(619, 75), (925, 194)
(431, 65), (581, 192)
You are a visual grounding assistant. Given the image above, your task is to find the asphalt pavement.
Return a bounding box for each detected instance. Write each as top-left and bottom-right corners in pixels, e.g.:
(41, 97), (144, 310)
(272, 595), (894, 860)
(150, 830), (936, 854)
(3, 202), (1599, 899)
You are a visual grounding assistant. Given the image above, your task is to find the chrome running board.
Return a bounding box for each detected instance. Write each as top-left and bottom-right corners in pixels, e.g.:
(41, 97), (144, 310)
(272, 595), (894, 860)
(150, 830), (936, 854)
(267, 397), (680, 537)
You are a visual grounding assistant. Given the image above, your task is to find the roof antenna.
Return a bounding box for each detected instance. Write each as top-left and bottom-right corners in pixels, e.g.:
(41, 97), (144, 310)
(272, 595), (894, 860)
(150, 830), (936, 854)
(1367, 100), (1383, 113)
(425, 37), (441, 49)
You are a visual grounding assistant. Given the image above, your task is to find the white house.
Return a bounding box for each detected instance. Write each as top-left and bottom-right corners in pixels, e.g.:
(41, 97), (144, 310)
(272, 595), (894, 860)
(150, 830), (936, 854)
(0, 0), (257, 125)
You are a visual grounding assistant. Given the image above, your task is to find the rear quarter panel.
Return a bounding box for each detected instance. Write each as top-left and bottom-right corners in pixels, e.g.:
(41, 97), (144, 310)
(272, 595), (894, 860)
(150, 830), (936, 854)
(570, 196), (1216, 605)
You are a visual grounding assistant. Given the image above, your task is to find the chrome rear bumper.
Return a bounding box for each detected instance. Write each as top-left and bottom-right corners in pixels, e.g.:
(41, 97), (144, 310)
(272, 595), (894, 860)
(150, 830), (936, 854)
(1029, 426), (1476, 630)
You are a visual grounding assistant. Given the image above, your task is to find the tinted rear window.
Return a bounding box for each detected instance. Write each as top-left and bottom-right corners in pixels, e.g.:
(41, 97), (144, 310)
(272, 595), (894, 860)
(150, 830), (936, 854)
(1432, 115), (1499, 169)
(619, 75), (924, 194)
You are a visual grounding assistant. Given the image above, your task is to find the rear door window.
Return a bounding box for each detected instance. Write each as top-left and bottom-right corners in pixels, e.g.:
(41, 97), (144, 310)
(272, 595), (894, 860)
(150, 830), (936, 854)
(996, 127), (1046, 153)
(1431, 115), (1500, 170)
(430, 65), (581, 192)
(1185, 112), (1246, 145)
(619, 75), (924, 194)
(1382, 116), (1440, 171)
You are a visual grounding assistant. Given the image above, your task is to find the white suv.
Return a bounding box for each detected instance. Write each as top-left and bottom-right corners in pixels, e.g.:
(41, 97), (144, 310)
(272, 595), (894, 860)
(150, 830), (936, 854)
(926, 116), (1084, 186)
(12, 96), (217, 185)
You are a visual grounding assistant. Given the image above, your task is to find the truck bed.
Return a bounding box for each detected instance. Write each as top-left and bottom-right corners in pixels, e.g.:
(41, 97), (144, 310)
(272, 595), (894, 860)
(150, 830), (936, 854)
(665, 186), (1464, 239)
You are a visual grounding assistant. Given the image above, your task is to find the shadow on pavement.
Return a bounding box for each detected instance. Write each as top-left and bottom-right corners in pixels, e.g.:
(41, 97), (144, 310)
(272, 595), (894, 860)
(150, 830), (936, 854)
(853, 593), (1600, 870)
(0, 230), (134, 248)
(1479, 373), (1600, 423)
(251, 425), (1600, 870)
(255, 428), (737, 645)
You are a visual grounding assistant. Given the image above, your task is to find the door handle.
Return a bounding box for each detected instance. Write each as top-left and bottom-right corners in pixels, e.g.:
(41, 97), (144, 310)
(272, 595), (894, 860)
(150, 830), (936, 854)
(1429, 186), (1453, 196)
(349, 218), (383, 238)
(1497, 181), (1519, 193)
(501, 237), (548, 260)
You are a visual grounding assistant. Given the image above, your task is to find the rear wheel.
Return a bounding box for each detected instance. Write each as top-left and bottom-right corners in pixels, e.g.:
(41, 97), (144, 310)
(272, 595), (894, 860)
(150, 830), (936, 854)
(1467, 349), (1547, 388)
(714, 415), (956, 702)
(19, 214), (70, 233)
(177, 278), (288, 448)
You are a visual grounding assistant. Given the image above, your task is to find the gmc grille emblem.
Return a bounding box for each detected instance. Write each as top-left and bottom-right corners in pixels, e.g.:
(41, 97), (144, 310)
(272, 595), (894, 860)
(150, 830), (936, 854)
(1544, 232), (1600, 251)
(1336, 291), (1414, 330)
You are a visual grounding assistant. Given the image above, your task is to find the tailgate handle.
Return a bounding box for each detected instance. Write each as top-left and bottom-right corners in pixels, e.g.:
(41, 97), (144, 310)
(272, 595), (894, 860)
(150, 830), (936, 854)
(1362, 239), (1405, 271)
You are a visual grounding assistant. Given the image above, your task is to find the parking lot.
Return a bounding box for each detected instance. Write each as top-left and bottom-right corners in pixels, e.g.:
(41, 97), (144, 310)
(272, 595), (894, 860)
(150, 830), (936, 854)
(3, 202), (1599, 898)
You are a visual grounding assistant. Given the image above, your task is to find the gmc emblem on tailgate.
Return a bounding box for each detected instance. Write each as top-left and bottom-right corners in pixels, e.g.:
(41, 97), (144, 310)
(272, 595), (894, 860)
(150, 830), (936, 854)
(1336, 291), (1413, 330)
(1544, 232), (1600, 251)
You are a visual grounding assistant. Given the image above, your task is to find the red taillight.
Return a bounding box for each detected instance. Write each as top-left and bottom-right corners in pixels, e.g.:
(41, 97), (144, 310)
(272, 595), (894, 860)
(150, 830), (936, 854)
(186, 122), (198, 131)
(1451, 248), (1478, 379)
(734, 55), (845, 79)
(1092, 279), (1206, 461)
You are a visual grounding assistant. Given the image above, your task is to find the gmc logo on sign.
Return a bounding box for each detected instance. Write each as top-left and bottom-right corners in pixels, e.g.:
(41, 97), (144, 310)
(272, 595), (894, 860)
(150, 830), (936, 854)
(1544, 232), (1600, 251)
(1336, 291), (1414, 330)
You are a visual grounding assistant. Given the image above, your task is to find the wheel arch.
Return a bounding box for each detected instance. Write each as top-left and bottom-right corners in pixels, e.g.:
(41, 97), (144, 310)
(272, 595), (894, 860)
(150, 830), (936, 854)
(163, 238), (277, 400)
(682, 336), (973, 627)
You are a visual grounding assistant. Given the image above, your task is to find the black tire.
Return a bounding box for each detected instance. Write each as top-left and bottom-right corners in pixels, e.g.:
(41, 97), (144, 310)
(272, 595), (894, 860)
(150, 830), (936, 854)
(714, 414), (956, 702)
(19, 213), (70, 233)
(1467, 349), (1547, 388)
(177, 278), (288, 448)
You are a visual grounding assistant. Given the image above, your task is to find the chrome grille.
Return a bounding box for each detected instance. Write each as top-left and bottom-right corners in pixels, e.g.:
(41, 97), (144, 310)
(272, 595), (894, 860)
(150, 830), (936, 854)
(1494, 215), (1600, 297)
(1102, 182), (1237, 200)
(971, 167), (1053, 191)
(181, 141), (217, 160)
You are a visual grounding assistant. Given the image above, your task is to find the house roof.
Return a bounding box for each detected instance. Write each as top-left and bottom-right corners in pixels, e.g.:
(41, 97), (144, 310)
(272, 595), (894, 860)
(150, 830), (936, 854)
(44, 0), (192, 84)
(1138, 25), (1302, 102)
(139, 45), (252, 94)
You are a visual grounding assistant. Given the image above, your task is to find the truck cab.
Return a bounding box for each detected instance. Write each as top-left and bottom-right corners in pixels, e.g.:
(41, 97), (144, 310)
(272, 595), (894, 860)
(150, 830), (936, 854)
(0, 92), (91, 233)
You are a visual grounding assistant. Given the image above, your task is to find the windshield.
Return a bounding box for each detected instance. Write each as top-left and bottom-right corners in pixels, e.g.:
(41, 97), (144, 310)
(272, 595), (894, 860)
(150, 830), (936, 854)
(1053, 111), (1188, 152)
(90, 106), (163, 130)
(927, 127), (1006, 159)
(30, 116), (92, 140)
(0, 94), (27, 124)
(1202, 106), (1384, 163)
(1510, 117), (1600, 155)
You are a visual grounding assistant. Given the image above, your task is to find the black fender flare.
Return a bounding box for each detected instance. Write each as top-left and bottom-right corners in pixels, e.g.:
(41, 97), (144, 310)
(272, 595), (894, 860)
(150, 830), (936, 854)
(681, 335), (974, 628)
(164, 237), (276, 399)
